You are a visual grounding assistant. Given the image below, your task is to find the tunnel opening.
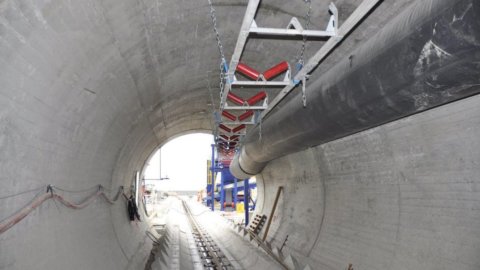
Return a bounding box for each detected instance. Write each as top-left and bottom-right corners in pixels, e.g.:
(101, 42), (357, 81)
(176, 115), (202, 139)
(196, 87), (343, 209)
(143, 133), (213, 193)
(140, 133), (213, 214)
(139, 132), (269, 270)
(139, 133), (263, 270)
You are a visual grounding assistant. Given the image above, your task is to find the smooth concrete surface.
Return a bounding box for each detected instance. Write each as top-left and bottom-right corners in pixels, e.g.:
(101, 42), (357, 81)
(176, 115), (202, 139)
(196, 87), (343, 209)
(0, 0), (479, 269)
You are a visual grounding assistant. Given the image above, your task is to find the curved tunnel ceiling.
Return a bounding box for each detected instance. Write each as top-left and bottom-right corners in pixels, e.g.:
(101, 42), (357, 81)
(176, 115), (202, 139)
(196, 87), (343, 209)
(3, 0), (478, 269)
(0, 0), (415, 176)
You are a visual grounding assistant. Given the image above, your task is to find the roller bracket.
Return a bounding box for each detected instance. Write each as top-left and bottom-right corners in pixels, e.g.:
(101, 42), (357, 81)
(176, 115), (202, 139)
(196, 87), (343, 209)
(249, 3), (338, 38)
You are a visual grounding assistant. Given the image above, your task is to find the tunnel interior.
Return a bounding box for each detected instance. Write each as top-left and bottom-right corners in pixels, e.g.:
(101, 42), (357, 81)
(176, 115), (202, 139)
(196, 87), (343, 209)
(1, 0), (480, 269)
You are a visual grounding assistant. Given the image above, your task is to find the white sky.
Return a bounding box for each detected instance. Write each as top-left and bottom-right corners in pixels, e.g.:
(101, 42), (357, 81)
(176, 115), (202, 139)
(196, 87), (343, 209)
(143, 133), (214, 191)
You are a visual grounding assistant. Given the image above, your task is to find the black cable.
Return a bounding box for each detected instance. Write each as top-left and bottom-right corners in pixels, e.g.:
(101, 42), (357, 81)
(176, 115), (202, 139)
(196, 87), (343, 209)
(52, 185), (99, 193)
(0, 186), (45, 200)
(48, 185), (61, 213)
(0, 184), (118, 200)
(0, 184), (127, 235)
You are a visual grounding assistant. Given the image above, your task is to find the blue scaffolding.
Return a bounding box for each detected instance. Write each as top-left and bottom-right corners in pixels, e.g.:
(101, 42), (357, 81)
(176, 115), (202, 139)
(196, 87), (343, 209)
(206, 144), (255, 225)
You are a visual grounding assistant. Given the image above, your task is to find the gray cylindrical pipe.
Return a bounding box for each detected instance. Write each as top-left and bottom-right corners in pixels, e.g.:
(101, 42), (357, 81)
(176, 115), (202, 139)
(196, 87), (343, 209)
(230, 147), (261, 179)
(230, 0), (480, 178)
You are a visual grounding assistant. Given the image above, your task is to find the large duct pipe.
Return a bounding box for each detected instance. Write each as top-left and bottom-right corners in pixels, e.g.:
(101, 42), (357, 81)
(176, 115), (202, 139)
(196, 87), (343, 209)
(231, 0), (480, 179)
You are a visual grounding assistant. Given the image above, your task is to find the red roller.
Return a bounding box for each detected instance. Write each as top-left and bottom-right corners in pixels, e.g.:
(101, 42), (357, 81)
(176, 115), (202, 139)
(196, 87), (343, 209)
(230, 135), (239, 141)
(247, 91), (267, 105)
(232, 124), (246, 133)
(219, 124), (231, 133)
(262, 61), (289, 81)
(222, 111), (237, 121)
(227, 92), (245, 105)
(238, 110), (254, 121)
(236, 63), (260, 80)
(223, 202), (235, 208)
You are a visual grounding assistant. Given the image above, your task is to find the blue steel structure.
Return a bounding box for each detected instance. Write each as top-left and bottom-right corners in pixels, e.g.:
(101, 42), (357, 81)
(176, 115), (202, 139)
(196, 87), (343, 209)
(222, 181), (257, 208)
(244, 178), (249, 225)
(208, 144), (222, 211)
(207, 144), (253, 225)
(233, 179), (238, 209)
(219, 168), (235, 211)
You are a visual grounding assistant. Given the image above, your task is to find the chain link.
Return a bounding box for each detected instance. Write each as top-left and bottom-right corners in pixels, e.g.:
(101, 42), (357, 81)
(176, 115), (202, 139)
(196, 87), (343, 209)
(296, 0), (313, 66)
(206, 74), (219, 142)
(207, 0), (228, 108)
(219, 61), (226, 104)
(207, 0), (226, 61)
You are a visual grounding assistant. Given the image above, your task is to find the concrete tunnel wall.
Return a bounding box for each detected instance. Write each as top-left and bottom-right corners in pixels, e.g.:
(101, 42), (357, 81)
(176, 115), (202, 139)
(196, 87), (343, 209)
(0, 0), (215, 269)
(255, 94), (480, 270)
(1, 0), (479, 269)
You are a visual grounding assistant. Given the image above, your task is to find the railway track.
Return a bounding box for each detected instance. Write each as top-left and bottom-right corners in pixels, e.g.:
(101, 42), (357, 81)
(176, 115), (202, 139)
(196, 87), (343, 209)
(181, 199), (234, 270)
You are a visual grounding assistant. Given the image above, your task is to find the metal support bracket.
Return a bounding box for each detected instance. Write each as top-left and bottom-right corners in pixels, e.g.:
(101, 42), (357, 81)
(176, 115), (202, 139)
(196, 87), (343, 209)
(222, 121), (256, 126)
(224, 105), (267, 111)
(224, 96), (268, 111)
(259, 0), (383, 121)
(218, 131), (247, 136)
(250, 3), (338, 38)
(215, 0), (381, 154)
(301, 76), (308, 107)
(326, 2), (339, 36)
(253, 110), (262, 125)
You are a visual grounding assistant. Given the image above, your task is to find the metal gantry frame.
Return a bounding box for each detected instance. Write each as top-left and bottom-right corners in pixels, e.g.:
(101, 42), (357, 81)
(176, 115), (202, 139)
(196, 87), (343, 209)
(209, 144), (216, 211)
(215, 0), (338, 150)
(219, 1), (339, 109)
(260, 0), (384, 119)
(244, 178), (250, 225)
(208, 143), (257, 223)
(233, 178), (238, 209)
(209, 143), (232, 211)
(213, 0), (383, 152)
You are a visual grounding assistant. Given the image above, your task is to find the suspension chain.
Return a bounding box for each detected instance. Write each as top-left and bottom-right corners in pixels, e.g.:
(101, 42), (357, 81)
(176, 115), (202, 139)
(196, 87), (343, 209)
(206, 75), (219, 141)
(296, 0), (313, 66)
(207, 0), (226, 61)
(207, 0), (228, 103)
(295, 0), (313, 107)
(219, 62), (226, 104)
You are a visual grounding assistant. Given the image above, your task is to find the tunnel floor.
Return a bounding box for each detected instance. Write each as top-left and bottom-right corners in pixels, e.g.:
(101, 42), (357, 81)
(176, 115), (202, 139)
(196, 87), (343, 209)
(146, 197), (288, 270)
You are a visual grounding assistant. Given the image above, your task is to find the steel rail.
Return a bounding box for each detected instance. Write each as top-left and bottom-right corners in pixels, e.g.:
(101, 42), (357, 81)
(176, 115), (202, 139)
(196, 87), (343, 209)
(181, 199), (233, 269)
